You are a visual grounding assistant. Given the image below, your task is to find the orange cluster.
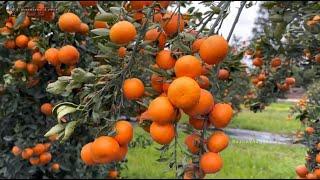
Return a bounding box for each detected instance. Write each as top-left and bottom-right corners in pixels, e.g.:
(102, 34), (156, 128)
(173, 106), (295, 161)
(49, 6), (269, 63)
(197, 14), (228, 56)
(11, 141), (59, 172)
(80, 120), (133, 165)
(58, 12), (89, 34)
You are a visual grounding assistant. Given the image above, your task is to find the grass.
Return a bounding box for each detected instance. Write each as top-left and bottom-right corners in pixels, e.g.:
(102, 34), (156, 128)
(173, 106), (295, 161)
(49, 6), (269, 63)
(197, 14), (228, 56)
(123, 128), (306, 179)
(229, 102), (302, 135)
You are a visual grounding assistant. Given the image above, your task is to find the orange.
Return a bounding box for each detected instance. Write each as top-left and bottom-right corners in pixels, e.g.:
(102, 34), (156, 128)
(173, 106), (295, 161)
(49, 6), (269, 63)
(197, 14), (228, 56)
(184, 89), (214, 117)
(133, 12), (145, 22)
(39, 152), (52, 165)
(79, 1), (97, 7)
(78, 23), (89, 35)
(316, 154), (320, 163)
(258, 73), (266, 81)
(11, 146), (21, 156)
(123, 78), (145, 100)
(252, 58), (263, 67)
(218, 69), (229, 80)
(153, 13), (163, 23)
(285, 77), (295, 86)
(209, 103), (233, 128)
(32, 52), (42, 64)
(33, 143), (46, 155)
(167, 77), (201, 109)
(196, 75), (210, 89)
(201, 64), (213, 75)
(41, 103), (53, 116)
(315, 54), (320, 63)
(91, 136), (120, 161)
(14, 60), (27, 71)
(21, 148), (34, 159)
(159, 1), (170, 8)
(151, 74), (164, 93)
(184, 134), (201, 154)
(183, 165), (205, 179)
(4, 39), (16, 49)
(150, 122), (175, 145)
(108, 169), (119, 179)
(29, 157), (40, 165)
(81, 142), (95, 165)
(94, 21), (109, 29)
(109, 21), (137, 45)
(26, 63), (38, 75)
(162, 81), (171, 94)
(174, 55), (202, 78)
(144, 28), (167, 49)
(271, 57), (281, 67)
(189, 117), (207, 130)
(15, 35), (29, 48)
(114, 145), (128, 162)
(114, 120), (133, 146)
(156, 50), (176, 70)
(306, 173), (317, 179)
(45, 48), (60, 66)
(199, 35), (228, 65)
(44, 143), (51, 151)
(20, 16), (31, 29)
(200, 152), (223, 174)
(162, 13), (184, 36)
(118, 47), (127, 58)
(192, 38), (206, 53)
(207, 131), (229, 153)
(51, 163), (60, 172)
(58, 45), (80, 65)
(58, 12), (81, 32)
(130, 1), (150, 10)
(49, 134), (59, 142)
(314, 169), (320, 178)
(148, 96), (176, 124)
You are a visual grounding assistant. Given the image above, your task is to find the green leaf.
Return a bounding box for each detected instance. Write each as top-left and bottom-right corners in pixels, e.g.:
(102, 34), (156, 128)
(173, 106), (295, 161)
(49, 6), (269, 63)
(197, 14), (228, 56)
(56, 105), (78, 123)
(96, 4), (108, 14)
(13, 12), (26, 30)
(91, 28), (109, 36)
(61, 121), (79, 142)
(95, 13), (118, 23)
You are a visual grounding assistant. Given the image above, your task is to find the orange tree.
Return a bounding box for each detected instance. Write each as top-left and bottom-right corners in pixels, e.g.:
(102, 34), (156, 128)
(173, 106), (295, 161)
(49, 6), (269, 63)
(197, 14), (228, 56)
(0, 1), (253, 179)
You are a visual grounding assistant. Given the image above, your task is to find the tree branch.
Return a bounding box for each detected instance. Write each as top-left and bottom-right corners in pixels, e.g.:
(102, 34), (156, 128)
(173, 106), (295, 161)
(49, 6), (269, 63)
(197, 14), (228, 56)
(227, 1), (247, 42)
(208, 1), (231, 36)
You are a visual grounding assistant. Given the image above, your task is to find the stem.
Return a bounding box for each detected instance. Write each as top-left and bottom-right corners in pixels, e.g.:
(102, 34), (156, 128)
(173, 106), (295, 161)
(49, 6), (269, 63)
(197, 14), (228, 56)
(208, 1), (231, 36)
(174, 122), (178, 178)
(227, 1), (246, 42)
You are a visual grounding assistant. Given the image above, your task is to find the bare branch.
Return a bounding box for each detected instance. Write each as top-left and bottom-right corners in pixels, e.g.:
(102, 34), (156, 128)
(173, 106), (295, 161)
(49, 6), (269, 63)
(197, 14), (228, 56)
(227, 1), (247, 42)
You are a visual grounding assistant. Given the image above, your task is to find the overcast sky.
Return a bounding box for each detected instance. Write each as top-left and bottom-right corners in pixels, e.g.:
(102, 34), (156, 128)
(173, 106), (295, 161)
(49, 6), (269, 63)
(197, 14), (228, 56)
(170, 1), (261, 43)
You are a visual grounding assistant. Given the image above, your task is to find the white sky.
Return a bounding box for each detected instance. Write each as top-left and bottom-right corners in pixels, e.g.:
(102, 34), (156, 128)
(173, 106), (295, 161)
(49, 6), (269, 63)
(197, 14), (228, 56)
(170, 1), (261, 43)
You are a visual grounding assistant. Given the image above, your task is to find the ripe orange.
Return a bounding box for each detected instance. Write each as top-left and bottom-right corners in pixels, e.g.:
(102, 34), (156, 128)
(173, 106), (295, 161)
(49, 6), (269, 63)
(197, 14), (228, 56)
(162, 81), (171, 94)
(316, 154), (320, 163)
(150, 122), (175, 145)
(14, 60), (27, 71)
(33, 143), (46, 155)
(94, 21), (109, 29)
(196, 75), (210, 89)
(151, 74), (164, 93)
(144, 28), (167, 49)
(258, 73), (266, 81)
(168, 77), (201, 109)
(200, 152), (223, 174)
(285, 77), (296, 86)
(91, 136), (120, 161)
(51, 163), (60, 172)
(20, 16), (31, 29)
(26, 63), (38, 75)
(148, 96), (176, 124)
(45, 48), (60, 66)
(133, 12), (145, 22)
(118, 47), (127, 58)
(58, 12), (81, 32)
(174, 55), (202, 78)
(218, 69), (230, 80)
(123, 78), (145, 100)
(29, 157), (40, 165)
(271, 57), (281, 68)
(189, 117), (208, 130)
(79, 1), (97, 7)
(41, 103), (53, 116)
(315, 54), (320, 63)
(192, 38), (206, 53)
(201, 63), (213, 75)
(11, 146), (21, 156)
(306, 173), (317, 179)
(153, 12), (163, 23)
(199, 35), (228, 65)
(306, 127), (314, 135)
(21, 148), (34, 159)
(58, 45), (80, 65)
(253, 58), (263, 67)
(114, 145), (128, 162)
(32, 52), (42, 64)
(15, 35), (29, 48)
(4, 39), (16, 49)
(314, 169), (320, 178)
(108, 169), (119, 179)
(109, 21), (137, 45)
(184, 134), (201, 154)
(183, 165), (205, 179)
(184, 89), (214, 117)
(43, 11), (56, 22)
(114, 120), (133, 146)
(81, 142), (95, 165)
(156, 50), (176, 70)
(159, 1), (170, 8)
(130, 1), (150, 10)
(162, 13), (184, 36)
(209, 103), (233, 129)
(207, 131), (229, 153)
(44, 143), (51, 151)
(78, 23), (89, 35)
(39, 152), (52, 165)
